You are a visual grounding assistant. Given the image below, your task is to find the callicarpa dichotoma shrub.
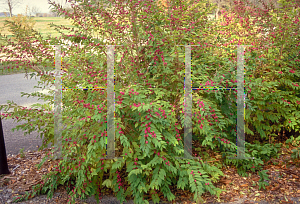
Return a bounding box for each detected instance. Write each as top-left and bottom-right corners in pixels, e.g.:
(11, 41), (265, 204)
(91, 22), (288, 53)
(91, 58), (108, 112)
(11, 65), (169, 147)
(230, 0), (300, 143)
(192, 0), (300, 177)
(0, 1), (228, 203)
(0, 0), (299, 203)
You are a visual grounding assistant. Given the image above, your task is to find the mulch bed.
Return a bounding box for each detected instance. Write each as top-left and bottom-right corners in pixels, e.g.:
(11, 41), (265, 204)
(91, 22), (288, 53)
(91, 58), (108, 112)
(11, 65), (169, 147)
(0, 146), (299, 204)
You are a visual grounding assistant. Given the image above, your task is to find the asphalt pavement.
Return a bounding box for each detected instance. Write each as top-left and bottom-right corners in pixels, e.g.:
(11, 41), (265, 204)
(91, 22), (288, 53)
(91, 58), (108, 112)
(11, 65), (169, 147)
(0, 72), (55, 156)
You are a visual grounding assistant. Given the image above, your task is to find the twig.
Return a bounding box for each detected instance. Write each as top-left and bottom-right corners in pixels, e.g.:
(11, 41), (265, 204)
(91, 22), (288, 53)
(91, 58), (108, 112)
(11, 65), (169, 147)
(11, 164), (20, 172)
(2, 176), (15, 179)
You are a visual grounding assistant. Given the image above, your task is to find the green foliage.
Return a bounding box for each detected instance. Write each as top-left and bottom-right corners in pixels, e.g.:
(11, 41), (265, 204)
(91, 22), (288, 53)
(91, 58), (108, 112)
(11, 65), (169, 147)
(221, 141), (281, 177)
(286, 136), (300, 147)
(258, 170), (270, 190)
(19, 148), (25, 158)
(242, 0), (300, 142)
(291, 147), (300, 161)
(246, 142), (281, 162)
(0, 0), (299, 203)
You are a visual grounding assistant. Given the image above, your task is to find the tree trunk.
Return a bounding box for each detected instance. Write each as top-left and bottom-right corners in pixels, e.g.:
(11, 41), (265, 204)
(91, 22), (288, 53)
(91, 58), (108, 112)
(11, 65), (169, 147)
(8, 3), (12, 17)
(0, 117), (10, 175)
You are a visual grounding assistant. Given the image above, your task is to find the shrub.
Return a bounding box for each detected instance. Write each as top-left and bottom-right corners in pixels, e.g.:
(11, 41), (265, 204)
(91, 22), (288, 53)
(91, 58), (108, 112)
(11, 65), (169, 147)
(0, 0), (299, 203)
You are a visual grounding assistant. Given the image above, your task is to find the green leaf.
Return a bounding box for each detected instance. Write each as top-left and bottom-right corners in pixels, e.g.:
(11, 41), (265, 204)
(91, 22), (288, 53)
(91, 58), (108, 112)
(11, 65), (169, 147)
(112, 159), (124, 171)
(85, 110), (91, 116)
(158, 168), (166, 180)
(91, 168), (97, 176)
(128, 169), (142, 178)
(120, 135), (130, 148)
(102, 179), (112, 188)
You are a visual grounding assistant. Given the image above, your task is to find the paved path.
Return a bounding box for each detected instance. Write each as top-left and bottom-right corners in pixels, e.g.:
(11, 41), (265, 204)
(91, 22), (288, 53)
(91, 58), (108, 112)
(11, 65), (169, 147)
(0, 72), (55, 156)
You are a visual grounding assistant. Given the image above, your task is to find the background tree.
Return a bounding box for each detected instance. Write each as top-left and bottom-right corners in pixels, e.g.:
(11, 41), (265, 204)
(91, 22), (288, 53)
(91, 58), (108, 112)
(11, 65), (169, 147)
(0, 0), (23, 17)
(49, 10), (58, 17)
(31, 5), (41, 17)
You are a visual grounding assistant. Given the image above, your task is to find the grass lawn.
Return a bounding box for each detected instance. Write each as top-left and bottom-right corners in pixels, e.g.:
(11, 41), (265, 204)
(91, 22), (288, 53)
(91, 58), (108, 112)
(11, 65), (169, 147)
(0, 16), (75, 40)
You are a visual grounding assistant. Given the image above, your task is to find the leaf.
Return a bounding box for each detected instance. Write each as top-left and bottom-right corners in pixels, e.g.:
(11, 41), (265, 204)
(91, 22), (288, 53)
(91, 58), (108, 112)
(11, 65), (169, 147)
(177, 177), (188, 190)
(85, 110), (91, 116)
(158, 168), (166, 180)
(128, 169), (142, 178)
(112, 159), (124, 171)
(91, 168), (97, 176)
(120, 135), (130, 148)
(256, 112), (264, 121)
(102, 179), (112, 188)
(220, 179), (231, 184)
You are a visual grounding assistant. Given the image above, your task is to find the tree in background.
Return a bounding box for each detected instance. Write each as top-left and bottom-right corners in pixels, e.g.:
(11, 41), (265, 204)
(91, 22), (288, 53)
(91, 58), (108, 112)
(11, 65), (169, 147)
(0, 0), (23, 17)
(49, 11), (58, 17)
(31, 5), (41, 17)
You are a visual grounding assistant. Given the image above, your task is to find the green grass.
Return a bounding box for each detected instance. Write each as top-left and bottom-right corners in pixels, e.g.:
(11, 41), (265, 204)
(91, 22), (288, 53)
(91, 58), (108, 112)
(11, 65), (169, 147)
(0, 16), (76, 40)
(34, 20), (62, 22)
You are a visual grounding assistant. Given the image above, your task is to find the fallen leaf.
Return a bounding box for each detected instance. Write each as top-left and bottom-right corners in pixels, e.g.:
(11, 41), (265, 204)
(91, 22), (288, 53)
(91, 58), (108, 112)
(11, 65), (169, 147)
(271, 185), (280, 191)
(207, 159), (220, 163)
(265, 185), (271, 190)
(220, 179), (232, 184)
(240, 184), (248, 187)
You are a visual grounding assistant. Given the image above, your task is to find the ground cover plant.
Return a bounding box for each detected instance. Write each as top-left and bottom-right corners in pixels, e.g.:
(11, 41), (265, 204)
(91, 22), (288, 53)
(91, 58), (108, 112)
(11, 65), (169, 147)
(0, 0), (299, 203)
